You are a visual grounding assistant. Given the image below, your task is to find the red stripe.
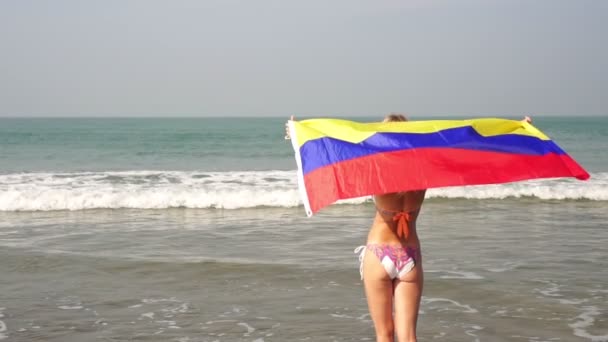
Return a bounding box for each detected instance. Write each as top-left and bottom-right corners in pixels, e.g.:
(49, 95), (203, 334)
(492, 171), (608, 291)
(303, 148), (590, 214)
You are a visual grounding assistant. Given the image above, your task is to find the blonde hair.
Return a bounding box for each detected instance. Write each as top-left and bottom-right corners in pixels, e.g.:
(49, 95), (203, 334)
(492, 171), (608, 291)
(383, 113), (408, 122)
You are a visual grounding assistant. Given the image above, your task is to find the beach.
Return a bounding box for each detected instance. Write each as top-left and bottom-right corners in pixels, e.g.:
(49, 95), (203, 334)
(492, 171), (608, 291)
(1, 117), (607, 341)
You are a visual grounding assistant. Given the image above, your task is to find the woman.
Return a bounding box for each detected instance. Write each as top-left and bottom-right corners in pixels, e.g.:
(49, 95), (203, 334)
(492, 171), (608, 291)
(354, 113), (424, 342)
(355, 114), (532, 342)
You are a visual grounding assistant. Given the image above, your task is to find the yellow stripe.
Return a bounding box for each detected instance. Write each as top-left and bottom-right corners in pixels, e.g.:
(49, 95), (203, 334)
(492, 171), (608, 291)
(293, 118), (549, 147)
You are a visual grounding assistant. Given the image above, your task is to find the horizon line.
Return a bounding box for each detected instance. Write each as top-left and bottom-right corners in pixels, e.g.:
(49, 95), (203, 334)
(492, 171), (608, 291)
(1, 114), (605, 119)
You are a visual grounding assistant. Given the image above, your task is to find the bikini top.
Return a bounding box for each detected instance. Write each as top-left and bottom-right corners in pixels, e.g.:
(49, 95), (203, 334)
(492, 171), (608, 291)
(375, 206), (421, 240)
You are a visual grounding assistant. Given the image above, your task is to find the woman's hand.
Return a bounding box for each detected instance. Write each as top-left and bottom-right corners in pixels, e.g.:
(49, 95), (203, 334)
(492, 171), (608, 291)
(522, 115), (532, 123)
(285, 115), (295, 140)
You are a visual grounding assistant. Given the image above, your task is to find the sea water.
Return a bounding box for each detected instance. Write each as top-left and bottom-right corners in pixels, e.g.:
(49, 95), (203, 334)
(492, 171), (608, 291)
(0, 116), (606, 341)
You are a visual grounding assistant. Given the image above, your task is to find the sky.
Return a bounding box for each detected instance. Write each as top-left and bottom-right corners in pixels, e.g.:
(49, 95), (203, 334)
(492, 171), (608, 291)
(0, 0), (606, 117)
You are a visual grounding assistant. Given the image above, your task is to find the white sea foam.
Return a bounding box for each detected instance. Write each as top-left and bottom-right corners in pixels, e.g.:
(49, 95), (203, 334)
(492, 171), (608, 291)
(58, 305), (83, 310)
(464, 324), (483, 342)
(237, 322), (255, 334)
(426, 268), (484, 280)
(422, 297), (478, 313)
(569, 306), (608, 342)
(140, 312), (155, 319)
(0, 307), (6, 340)
(330, 313), (354, 319)
(536, 282), (563, 297)
(142, 297), (180, 304)
(487, 261), (522, 273)
(0, 170), (605, 211)
(427, 270), (484, 280)
(426, 173), (607, 201)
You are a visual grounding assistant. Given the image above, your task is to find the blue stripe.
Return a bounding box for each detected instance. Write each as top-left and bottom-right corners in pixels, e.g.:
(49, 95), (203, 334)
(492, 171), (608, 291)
(300, 126), (565, 175)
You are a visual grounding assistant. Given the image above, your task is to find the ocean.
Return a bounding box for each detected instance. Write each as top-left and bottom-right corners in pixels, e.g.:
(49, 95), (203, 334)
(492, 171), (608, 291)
(0, 116), (607, 342)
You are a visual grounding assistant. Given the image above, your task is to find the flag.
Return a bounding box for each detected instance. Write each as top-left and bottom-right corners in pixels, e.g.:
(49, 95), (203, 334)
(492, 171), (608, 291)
(287, 118), (590, 216)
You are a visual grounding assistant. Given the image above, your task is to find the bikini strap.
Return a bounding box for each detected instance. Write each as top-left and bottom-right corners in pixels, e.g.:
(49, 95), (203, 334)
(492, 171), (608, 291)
(375, 206), (420, 240)
(392, 212), (411, 239)
(376, 206), (420, 216)
(354, 245), (367, 280)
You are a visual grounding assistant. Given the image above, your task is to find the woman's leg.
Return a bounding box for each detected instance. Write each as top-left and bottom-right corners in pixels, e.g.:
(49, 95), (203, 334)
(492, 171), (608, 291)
(393, 255), (423, 342)
(363, 250), (395, 342)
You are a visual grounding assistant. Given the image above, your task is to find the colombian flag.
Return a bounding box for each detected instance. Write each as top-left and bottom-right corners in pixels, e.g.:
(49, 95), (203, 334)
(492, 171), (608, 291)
(287, 118), (590, 216)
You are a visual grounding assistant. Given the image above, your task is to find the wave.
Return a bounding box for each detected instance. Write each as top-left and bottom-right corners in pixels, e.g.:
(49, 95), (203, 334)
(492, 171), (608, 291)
(0, 170), (606, 211)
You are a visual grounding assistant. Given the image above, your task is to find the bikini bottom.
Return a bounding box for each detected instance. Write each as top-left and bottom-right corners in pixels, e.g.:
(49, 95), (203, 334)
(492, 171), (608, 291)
(354, 244), (418, 280)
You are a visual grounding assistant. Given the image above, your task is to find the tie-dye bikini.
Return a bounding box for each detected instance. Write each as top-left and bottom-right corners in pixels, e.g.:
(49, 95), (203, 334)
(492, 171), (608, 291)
(355, 206), (420, 280)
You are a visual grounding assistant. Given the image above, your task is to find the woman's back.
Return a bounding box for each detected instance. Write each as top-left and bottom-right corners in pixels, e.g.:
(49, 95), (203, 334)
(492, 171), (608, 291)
(367, 190), (426, 247)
